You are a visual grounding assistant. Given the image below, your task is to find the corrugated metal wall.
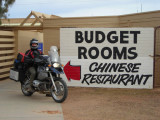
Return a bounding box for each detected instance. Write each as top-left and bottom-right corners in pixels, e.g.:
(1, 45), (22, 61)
(119, 12), (160, 27)
(43, 28), (60, 54)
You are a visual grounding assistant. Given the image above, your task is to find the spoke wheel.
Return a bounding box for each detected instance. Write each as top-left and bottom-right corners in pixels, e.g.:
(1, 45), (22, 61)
(21, 78), (34, 96)
(50, 78), (68, 103)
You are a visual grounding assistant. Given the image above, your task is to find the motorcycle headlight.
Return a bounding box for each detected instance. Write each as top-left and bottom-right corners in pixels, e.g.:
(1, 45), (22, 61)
(53, 63), (60, 68)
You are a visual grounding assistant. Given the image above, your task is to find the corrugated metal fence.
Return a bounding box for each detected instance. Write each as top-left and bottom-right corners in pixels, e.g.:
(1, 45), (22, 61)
(0, 31), (15, 80)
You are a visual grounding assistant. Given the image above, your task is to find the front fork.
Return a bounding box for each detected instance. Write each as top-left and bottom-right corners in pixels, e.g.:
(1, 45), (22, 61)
(49, 72), (58, 92)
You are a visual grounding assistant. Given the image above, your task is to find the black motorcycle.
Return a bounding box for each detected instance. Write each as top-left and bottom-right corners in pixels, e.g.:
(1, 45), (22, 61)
(10, 46), (68, 103)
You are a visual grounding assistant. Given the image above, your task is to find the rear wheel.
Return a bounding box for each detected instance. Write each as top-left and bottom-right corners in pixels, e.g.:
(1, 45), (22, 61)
(21, 78), (34, 96)
(50, 78), (68, 103)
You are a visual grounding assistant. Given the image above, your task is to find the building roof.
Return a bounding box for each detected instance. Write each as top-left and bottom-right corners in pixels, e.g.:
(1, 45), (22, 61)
(0, 11), (60, 27)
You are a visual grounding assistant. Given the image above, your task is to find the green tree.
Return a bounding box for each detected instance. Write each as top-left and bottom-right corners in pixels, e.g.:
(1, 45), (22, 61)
(0, 0), (15, 24)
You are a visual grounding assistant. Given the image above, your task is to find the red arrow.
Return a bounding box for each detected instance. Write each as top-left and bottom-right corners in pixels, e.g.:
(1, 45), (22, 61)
(64, 61), (81, 81)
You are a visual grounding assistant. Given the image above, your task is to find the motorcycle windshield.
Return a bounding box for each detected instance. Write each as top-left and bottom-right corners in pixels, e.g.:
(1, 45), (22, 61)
(48, 51), (60, 63)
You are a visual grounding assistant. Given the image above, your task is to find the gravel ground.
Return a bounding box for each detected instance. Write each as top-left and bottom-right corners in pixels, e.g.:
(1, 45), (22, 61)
(62, 87), (160, 120)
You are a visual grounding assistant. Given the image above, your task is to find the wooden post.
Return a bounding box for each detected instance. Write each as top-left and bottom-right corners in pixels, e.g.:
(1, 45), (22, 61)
(20, 13), (32, 26)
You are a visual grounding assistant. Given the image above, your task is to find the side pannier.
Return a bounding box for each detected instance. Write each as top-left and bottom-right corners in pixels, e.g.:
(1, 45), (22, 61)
(10, 53), (26, 82)
(10, 68), (25, 82)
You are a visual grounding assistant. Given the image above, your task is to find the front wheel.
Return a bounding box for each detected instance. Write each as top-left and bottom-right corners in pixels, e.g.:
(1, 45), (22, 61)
(50, 78), (68, 103)
(21, 78), (34, 96)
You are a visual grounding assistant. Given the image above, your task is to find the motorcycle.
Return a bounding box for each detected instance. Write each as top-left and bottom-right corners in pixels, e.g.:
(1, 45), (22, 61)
(10, 46), (68, 103)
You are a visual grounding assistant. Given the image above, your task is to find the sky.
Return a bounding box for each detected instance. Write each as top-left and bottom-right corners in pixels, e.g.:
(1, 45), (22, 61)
(7, 0), (160, 18)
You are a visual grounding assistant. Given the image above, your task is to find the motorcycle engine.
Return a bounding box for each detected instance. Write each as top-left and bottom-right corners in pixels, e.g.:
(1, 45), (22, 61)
(33, 80), (48, 91)
(37, 66), (48, 80)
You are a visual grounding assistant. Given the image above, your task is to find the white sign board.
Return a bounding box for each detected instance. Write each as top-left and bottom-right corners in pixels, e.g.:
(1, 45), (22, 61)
(60, 28), (154, 89)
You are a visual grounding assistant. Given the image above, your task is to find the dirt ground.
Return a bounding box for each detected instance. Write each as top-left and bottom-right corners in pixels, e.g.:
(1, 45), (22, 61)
(62, 87), (160, 120)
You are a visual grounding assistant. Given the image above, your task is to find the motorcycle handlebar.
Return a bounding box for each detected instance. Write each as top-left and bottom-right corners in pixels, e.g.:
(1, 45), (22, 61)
(34, 57), (48, 65)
